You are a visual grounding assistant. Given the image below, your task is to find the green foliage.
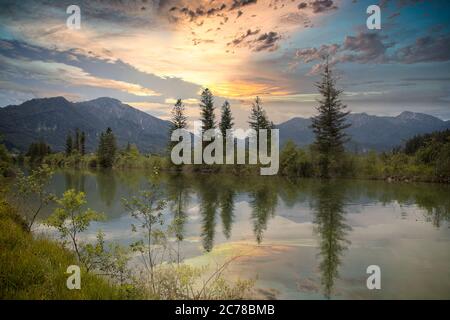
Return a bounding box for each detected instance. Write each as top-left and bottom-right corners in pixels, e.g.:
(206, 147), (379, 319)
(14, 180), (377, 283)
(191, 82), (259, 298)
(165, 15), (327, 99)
(0, 196), (130, 299)
(66, 129), (86, 156)
(26, 140), (51, 163)
(311, 58), (350, 177)
(65, 134), (73, 156)
(97, 127), (117, 168)
(13, 164), (54, 231)
(170, 99), (188, 134)
(199, 88), (216, 132)
(80, 230), (131, 285)
(0, 138), (14, 177)
(122, 179), (167, 290)
(404, 129), (450, 155)
(80, 131), (86, 156)
(74, 129), (80, 153)
(219, 100), (234, 137)
(46, 189), (105, 262)
(280, 140), (314, 177)
(248, 96), (273, 131)
(168, 99), (188, 168)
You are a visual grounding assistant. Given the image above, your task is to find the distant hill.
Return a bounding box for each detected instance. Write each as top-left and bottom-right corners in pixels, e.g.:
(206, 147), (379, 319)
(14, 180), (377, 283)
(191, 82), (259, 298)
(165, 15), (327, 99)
(1, 96), (449, 154)
(277, 111), (450, 152)
(0, 97), (170, 154)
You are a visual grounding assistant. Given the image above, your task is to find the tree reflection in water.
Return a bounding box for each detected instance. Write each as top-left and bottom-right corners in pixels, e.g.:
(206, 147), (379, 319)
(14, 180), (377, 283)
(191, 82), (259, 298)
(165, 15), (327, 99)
(312, 181), (351, 299)
(249, 182), (277, 244)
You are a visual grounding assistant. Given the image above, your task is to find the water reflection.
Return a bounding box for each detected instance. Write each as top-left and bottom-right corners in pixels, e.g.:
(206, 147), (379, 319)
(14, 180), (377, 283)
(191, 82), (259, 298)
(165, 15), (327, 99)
(197, 176), (219, 252)
(166, 174), (190, 262)
(312, 182), (351, 298)
(96, 169), (117, 207)
(37, 169), (450, 298)
(249, 181), (277, 244)
(220, 187), (235, 240)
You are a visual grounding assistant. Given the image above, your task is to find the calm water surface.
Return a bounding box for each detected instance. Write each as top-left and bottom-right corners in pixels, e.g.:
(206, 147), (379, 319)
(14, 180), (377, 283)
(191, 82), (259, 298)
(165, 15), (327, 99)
(30, 169), (450, 299)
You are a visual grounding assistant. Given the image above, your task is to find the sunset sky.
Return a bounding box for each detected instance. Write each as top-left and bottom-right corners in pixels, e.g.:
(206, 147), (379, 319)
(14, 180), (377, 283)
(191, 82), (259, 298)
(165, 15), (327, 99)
(0, 0), (449, 127)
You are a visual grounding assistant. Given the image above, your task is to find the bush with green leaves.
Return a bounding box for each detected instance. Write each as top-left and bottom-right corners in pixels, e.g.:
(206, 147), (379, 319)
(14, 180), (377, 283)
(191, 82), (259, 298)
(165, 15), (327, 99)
(46, 189), (104, 262)
(13, 164), (55, 231)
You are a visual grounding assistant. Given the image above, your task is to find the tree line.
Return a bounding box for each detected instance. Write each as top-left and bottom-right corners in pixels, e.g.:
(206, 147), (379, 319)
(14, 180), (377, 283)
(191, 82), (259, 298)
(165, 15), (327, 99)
(169, 57), (350, 178)
(169, 89), (274, 147)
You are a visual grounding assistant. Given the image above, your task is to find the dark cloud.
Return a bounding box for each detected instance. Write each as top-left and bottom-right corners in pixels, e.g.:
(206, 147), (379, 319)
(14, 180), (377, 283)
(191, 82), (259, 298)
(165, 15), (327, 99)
(227, 29), (260, 46)
(295, 32), (393, 65)
(293, 30), (450, 75)
(309, 0), (337, 13)
(395, 35), (450, 64)
(295, 43), (340, 62)
(169, 2), (227, 21)
(253, 32), (281, 52)
(229, 0), (258, 11)
(340, 32), (394, 63)
(228, 29), (281, 52)
(296, 0), (337, 13)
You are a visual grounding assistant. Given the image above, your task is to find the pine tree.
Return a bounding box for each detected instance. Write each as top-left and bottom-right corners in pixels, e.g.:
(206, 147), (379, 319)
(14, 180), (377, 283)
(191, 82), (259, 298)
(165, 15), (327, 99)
(74, 128), (80, 153)
(248, 97), (273, 152)
(65, 133), (73, 156)
(311, 57), (350, 178)
(80, 131), (86, 156)
(170, 99), (188, 134)
(27, 140), (51, 163)
(248, 96), (272, 131)
(97, 127), (117, 168)
(219, 100), (234, 138)
(199, 88), (216, 133)
(169, 99), (188, 152)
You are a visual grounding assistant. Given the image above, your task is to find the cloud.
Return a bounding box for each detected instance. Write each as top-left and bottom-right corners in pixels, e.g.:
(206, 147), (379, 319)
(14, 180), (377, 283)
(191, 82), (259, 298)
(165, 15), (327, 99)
(297, 0), (337, 13)
(229, 0), (258, 11)
(292, 31), (450, 74)
(171, 3), (228, 21)
(253, 32), (282, 52)
(0, 54), (161, 97)
(295, 43), (340, 62)
(227, 29), (260, 47)
(394, 35), (450, 64)
(310, 0), (337, 13)
(0, 39), (202, 100)
(339, 32), (394, 63)
(226, 29), (282, 52)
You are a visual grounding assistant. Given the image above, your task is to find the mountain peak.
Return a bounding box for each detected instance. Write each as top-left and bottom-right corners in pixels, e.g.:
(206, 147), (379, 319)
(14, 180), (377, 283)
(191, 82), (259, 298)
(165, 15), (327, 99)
(90, 97), (121, 103)
(0, 96), (170, 153)
(397, 111), (435, 121)
(28, 96), (69, 104)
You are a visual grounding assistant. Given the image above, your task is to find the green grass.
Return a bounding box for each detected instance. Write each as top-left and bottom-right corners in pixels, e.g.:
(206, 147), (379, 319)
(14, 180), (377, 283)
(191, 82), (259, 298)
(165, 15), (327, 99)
(0, 197), (132, 300)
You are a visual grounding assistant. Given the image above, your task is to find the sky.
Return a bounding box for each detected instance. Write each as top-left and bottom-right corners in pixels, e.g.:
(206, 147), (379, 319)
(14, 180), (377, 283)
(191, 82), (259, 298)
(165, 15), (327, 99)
(0, 0), (449, 128)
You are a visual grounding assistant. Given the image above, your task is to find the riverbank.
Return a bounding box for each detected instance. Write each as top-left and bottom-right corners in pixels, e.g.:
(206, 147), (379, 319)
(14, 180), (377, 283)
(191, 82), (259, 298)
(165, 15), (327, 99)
(16, 151), (449, 185)
(0, 195), (132, 299)
(0, 183), (255, 300)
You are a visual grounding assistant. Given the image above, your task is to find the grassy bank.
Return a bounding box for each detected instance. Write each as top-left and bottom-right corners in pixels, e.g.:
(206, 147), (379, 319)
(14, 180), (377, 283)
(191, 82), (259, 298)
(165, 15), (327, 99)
(24, 148), (449, 184)
(0, 183), (254, 300)
(0, 195), (132, 299)
(13, 129), (450, 183)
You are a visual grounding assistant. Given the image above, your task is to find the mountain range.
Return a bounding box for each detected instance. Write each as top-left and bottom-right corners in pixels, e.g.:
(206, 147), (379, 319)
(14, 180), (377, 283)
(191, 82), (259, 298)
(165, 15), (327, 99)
(278, 111), (450, 152)
(1, 96), (449, 153)
(0, 97), (170, 154)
